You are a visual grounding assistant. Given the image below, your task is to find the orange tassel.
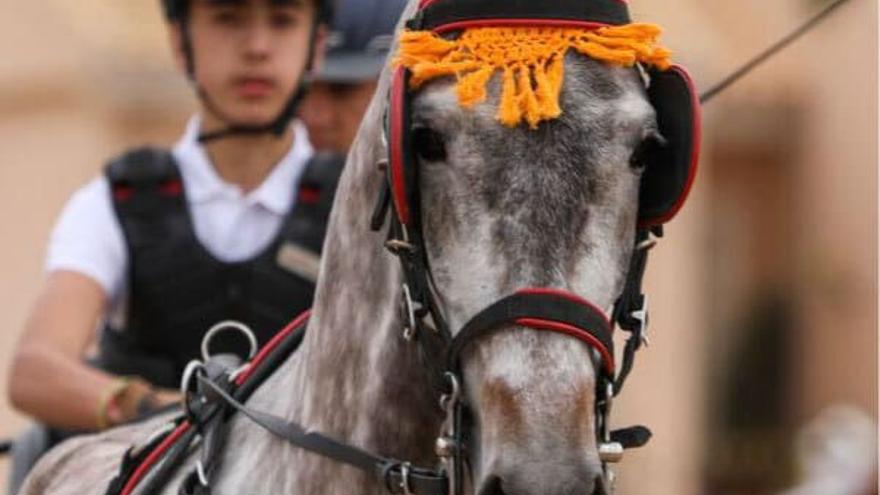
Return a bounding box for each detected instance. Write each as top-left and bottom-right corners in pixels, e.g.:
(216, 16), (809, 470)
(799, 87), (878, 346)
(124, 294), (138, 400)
(395, 23), (673, 128)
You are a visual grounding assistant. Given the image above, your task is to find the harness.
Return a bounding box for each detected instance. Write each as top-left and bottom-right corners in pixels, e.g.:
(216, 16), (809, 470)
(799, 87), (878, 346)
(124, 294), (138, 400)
(97, 148), (344, 389)
(104, 1), (701, 494)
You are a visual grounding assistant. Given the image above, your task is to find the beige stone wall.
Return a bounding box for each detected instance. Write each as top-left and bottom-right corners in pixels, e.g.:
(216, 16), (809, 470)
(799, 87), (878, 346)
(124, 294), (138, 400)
(0, 1), (875, 494)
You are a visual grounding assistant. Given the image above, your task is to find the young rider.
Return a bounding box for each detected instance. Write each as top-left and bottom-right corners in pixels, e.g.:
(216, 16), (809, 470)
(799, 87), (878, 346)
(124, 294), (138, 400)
(7, 0), (335, 463)
(300, 0), (407, 154)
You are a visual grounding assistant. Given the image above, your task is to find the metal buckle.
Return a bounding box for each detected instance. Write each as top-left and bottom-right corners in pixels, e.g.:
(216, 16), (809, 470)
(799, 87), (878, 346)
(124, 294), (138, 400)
(386, 224), (415, 256)
(636, 237), (658, 252)
(401, 284), (418, 341)
(200, 320), (258, 363)
(385, 239), (415, 255)
(399, 462), (414, 495)
(437, 373), (461, 495)
(598, 442), (625, 463)
(597, 380), (624, 477)
(630, 296), (650, 347)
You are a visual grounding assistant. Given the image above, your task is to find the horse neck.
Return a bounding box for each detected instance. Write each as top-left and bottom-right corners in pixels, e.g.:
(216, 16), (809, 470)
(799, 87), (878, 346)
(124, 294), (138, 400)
(263, 107), (443, 464)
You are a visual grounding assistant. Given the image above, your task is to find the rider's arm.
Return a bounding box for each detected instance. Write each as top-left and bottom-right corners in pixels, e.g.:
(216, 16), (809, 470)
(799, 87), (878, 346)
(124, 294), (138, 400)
(7, 271), (158, 430)
(6, 178), (179, 430)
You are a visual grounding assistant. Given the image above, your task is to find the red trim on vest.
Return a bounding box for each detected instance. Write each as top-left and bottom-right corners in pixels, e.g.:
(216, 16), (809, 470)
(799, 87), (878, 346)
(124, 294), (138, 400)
(638, 64), (701, 228)
(390, 67), (412, 225)
(299, 186), (322, 205)
(515, 318), (615, 375)
(158, 179), (183, 197)
(515, 288), (612, 325)
(433, 19), (611, 34)
(121, 421), (192, 495)
(113, 186), (135, 202)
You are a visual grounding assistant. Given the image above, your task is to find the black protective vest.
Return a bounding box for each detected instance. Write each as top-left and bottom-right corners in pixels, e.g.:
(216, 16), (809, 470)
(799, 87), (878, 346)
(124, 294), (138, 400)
(95, 147), (344, 389)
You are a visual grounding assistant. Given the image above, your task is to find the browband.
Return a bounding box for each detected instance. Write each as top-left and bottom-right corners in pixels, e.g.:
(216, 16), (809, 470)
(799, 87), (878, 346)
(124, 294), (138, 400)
(410, 0), (632, 31)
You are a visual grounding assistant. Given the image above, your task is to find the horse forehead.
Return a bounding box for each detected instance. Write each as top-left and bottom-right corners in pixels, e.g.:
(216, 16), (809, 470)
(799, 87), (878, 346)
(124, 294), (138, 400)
(413, 58), (650, 140)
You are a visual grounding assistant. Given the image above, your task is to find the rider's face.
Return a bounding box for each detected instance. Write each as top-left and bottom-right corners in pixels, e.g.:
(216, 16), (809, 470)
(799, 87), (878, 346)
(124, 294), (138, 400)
(172, 0), (324, 128)
(300, 80), (378, 153)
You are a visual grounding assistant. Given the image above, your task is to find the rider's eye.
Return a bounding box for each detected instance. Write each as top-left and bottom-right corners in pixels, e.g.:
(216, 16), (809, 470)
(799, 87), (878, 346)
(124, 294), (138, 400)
(212, 10), (242, 26)
(271, 12), (298, 29)
(412, 127), (447, 163)
(629, 133), (665, 171)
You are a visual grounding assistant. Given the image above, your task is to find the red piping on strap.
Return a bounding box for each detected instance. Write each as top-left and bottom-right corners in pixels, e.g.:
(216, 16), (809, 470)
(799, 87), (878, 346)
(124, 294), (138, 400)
(389, 67), (412, 226)
(515, 288), (612, 326)
(235, 310), (311, 386)
(120, 421), (191, 495)
(516, 318), (616, 375)
(432, 19), (611, 34)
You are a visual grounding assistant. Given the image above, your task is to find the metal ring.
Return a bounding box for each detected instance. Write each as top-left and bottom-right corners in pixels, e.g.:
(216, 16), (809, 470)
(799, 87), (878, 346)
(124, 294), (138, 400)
(444, 373), (461, 402)
(439, 372), (461, 411)
(180, 360), (206, 398)
(200, 320), (258, 363)
(180, 360), (207, 420)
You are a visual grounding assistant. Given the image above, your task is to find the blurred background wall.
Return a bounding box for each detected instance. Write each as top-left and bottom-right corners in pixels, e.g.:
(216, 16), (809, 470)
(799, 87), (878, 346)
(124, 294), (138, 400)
(0, 0), (875, 494)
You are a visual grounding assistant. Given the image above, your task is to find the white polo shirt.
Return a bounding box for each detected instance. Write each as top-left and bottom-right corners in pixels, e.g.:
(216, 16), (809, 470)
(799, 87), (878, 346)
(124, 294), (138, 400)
(46, 117), (314, 324)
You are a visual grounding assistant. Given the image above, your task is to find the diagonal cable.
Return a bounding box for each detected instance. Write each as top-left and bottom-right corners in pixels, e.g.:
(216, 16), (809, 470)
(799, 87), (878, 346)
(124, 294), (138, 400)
(700, 0), (854, 103)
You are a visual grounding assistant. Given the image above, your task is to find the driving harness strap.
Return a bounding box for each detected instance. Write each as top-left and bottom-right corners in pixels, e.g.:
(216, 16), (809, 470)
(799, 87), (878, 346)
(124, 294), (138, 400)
(187, 377), (449, 495)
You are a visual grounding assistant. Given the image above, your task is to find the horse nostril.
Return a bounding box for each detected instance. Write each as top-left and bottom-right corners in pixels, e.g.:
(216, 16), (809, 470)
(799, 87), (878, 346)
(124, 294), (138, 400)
(477, 475), (505, 495)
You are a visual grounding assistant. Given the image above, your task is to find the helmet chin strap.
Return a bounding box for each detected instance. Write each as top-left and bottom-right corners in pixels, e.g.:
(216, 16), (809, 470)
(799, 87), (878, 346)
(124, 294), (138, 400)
(179, 17), (320, 144)
(195, 78), (311, 143)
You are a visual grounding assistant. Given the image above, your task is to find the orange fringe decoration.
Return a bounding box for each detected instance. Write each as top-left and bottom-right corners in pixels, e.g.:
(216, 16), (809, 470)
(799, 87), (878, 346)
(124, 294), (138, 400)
(396, 24), (673, 128)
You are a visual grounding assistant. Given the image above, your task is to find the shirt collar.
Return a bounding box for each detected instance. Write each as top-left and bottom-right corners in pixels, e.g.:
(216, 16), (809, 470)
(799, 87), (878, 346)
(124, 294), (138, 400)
(171, 116), (314, 215)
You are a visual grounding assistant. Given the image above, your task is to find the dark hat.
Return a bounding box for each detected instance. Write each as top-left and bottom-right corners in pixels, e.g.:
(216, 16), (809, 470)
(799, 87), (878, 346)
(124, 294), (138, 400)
(162, 0), (333, 23)
(316, 0), (408, 83)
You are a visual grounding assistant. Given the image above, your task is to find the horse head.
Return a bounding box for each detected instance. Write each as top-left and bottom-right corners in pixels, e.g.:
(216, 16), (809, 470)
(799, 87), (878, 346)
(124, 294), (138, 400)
(367, 1), (699, 493)
(405, 54), (653, 495)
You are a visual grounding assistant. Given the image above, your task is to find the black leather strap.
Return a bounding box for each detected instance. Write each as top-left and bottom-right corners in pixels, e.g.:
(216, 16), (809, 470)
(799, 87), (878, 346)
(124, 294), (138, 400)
(612, 228), (658, 394)
(447, 291), (614, 374)
(196, 376), (449, 495)
(410, 0), (631, 31)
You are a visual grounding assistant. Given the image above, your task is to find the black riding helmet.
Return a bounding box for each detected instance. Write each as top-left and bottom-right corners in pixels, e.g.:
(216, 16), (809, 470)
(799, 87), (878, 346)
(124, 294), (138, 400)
(161, 0), (334, 142)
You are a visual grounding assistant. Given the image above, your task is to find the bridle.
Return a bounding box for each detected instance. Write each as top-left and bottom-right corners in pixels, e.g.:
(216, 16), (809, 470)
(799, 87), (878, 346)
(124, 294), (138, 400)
(365, 0), (701, 488)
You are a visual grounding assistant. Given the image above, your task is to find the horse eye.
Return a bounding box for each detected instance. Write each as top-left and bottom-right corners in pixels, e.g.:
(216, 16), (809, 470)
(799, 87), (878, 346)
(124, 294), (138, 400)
(629, 133), (665, 171)
(412, 127), (447, 163)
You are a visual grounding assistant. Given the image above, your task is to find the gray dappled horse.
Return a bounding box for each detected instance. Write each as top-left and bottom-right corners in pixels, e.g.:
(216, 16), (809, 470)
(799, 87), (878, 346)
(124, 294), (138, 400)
(20, 0), (699, 494)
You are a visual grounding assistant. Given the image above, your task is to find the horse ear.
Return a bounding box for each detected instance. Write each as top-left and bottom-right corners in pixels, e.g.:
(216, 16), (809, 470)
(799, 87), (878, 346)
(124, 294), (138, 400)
(638, 65), (701, 228)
